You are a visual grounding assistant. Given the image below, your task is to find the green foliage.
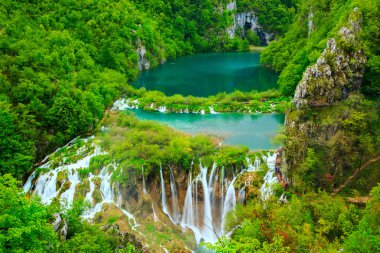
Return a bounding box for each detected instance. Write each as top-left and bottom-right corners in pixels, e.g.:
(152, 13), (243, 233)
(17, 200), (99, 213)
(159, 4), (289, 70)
(285, 93), (379, 191)
(0, 99), (35, 178)
(237, 0), (297, 36)
(126, 88), (291, 114)
(0, 174), (140, 252)
(262, 0), (380, 96)
(0, 174), (57, 252)
(208, 189), (371, 252)
(0, 0), (250, 179)
(343, 184), (380, 252)
(100, 112), (257, 182)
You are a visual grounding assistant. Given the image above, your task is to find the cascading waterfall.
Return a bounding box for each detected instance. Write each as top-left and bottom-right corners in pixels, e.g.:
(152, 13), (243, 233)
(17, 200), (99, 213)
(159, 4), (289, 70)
(238, 187), (246, 204)
(221, 177), (237, 233)
(259, 154), (278, 200)
(220, 167), (225, 226)
(158, 106), (167, 113)
(169, 165), (181, 223)
(25, 135), (281, 247)
(23, 171), (36, 193)
(142, 166), (148, 195)
(199, 164), (216, 242)
(25, 140), (138, 229)
(60, 169), (81, 205)
(209, 106), (217, 114)
(152, 203), (159, 222)
(160, 165), (177, 224)
(181, 174), (194, 226)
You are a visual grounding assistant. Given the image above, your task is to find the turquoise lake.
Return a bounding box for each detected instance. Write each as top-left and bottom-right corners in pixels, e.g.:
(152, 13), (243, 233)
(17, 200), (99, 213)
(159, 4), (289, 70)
(133, 52), (278, 97)
(131, 110), (285, 150)
(129, 52), (284, 150)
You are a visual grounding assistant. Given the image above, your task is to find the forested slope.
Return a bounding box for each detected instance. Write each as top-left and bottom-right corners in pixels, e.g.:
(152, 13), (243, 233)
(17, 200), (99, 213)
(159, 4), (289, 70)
(261, 0), (380, 96)
(0, 0), (242, 179)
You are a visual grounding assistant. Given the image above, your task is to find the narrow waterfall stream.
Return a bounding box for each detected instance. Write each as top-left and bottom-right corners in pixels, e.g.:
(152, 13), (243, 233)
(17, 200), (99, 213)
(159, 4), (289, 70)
(159, 154), (279, 244)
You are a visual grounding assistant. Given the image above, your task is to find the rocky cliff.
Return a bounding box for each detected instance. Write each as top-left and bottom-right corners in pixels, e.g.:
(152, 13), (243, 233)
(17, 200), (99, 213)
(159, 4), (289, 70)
(284, 8), (373, 190)
(294, 8), (366, 109)
(226, 1), (275, 45)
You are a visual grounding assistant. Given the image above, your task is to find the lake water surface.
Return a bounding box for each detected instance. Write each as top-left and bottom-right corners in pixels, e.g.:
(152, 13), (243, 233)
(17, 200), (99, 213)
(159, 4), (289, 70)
(129, 52), (283, 150)
(133, 52), (278, 97)
(131, 110), (284, 150)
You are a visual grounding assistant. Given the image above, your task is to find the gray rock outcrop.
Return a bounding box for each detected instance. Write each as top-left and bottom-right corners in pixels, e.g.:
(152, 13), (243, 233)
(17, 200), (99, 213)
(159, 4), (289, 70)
(294, 8), (366, 109)
(52, 213), (68, 240)
(136, 39), (150, 71)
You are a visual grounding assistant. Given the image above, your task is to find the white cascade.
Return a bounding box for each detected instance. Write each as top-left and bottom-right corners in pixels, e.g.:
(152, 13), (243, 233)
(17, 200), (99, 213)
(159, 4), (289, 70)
(152, 203), (159, 222)
(169, 165), (181, 223)
(221, 177), (237, 233)
(158, 106), (167, 113)
(199, 165), (216, 243)
(259, 154), (278, 200)
(160, 165), (176, 224)
(209, 106), (217, 114)
(23, 171), (36, 193)
(238, 187), (246, 204)
(142, 166), (148, 195)
(60, 169), (81, 206)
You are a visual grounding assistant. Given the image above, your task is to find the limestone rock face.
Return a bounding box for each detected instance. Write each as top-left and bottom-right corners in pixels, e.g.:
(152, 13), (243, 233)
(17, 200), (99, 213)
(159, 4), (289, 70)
(52, 213), (68, 240)
(225, 1), (274, 45)
(136, 39), (150, 71)
(294, 8), (366, 109)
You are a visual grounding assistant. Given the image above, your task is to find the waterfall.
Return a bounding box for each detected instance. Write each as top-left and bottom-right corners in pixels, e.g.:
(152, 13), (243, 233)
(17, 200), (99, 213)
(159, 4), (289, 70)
(209, 106), (217, 114)
(220, 167), (225, 227)
(85, 174), (95, 204)
(142, 166), (148, 195)
(152, 204), (159, 222)
(169, 165), (181, 223)
(23, 171), (36, 193)
(99, 167), (113, 202)
(238, 187), (246, 204)
(112, 98), (139, 111)
(181, 174), (194, 226)
(60, 169), (81, 206)
(160, 165), (176, 224)
(25, 135), (281, 247)
(259, 154), (278, 200)
(199, 165), (216, 242)
(160, 165), (169, 216)
(222, 177), (237, 232)
(158, 106), (167, 113)
(116, 186), (138, 229)
(35, 169), (59, 204)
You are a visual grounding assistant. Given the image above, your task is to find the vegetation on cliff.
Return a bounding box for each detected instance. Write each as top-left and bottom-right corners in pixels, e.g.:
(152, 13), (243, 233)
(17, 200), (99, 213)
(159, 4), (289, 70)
(261, 0), (380, 97)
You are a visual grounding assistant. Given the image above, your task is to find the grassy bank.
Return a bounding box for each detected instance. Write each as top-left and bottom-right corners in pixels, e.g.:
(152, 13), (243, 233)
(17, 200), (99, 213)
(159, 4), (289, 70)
(116, 86), (291, 114)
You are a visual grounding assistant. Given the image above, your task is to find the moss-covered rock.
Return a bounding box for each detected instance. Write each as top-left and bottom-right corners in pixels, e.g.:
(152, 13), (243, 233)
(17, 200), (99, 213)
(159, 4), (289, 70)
(294, 8), (366, 109)
(92, 188), (103, 204)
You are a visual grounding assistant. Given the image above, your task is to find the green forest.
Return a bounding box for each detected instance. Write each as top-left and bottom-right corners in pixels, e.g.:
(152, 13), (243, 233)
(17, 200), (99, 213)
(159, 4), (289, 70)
(0, 0), (379, 252)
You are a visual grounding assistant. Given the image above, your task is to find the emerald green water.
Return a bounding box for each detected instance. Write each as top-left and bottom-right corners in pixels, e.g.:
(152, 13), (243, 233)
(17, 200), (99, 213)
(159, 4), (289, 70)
(133, 52), (278, 97)
(131, 110), (285, 150)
